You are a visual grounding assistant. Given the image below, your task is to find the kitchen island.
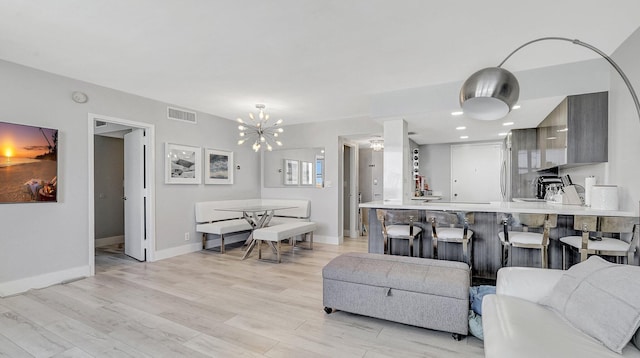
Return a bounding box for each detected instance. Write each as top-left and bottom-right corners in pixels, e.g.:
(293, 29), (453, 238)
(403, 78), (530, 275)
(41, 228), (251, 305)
(360, 200), (637, 279)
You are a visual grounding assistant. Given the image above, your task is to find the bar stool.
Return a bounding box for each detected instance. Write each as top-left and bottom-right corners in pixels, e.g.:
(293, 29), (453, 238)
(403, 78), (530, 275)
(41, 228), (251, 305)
(560, 216), (638, 269)
(376, 209), (423, 257)
(498, 213), (557, 268)
(426, 211), (474, 267)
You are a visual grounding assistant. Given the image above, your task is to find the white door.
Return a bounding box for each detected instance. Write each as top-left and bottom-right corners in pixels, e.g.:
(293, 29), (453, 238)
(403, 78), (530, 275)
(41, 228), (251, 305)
(124, 129), (146, 261)
(451, 143), (502, 202)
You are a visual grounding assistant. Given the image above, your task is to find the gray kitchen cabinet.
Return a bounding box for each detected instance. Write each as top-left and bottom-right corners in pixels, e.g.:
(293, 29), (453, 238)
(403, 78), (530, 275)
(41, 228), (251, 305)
(538, 91), (608, 169)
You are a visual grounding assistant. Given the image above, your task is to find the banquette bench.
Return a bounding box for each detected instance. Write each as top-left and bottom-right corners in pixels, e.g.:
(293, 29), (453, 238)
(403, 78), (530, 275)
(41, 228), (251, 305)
(254, 221), (317, 263)
(195, 199), (312, 254)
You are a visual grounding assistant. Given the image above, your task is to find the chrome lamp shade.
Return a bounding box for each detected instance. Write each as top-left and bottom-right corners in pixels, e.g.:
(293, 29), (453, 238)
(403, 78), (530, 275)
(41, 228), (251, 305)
(459, 67), (520, 121)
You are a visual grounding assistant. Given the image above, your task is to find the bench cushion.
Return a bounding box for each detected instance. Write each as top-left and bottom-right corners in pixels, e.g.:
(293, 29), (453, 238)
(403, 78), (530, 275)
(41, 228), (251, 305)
(195, 199), (310, 223)
(323, 252), (469, 299)
(196, 219), (252, 235)
(253, 222), (316, 242)
(269, 217), (309, 226)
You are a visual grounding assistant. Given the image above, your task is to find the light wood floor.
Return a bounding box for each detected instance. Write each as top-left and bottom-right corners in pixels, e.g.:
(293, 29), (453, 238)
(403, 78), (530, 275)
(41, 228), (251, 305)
(0, 238), (484, 357)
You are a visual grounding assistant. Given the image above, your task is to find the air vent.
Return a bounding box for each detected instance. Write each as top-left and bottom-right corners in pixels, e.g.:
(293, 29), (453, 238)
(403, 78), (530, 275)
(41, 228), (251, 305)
(167, 107), (197, 124)
(95, 120), (107, 127)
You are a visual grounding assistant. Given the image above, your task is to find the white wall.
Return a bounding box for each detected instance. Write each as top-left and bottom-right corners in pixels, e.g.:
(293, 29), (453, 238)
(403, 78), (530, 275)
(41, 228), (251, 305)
(567, 27), (640, 213)
(261, 118), (382, 244)
(608, 27), (640, 214)
(0, 60), (261, 294)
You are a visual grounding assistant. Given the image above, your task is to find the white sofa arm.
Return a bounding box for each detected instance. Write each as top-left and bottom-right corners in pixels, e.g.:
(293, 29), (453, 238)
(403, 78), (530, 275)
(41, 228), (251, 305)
(496, 267), (564, 303)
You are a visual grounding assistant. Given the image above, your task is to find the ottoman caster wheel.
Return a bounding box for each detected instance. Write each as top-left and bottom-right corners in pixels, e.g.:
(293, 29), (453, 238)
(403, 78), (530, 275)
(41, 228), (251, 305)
(452, 333), (464, 341)
(323, 307), (333, 314)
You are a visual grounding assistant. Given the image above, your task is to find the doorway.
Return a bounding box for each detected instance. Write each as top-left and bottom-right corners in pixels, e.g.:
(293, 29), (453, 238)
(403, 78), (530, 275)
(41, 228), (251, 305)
(342, 143), (358, 239)
(88, 113), (156, 276)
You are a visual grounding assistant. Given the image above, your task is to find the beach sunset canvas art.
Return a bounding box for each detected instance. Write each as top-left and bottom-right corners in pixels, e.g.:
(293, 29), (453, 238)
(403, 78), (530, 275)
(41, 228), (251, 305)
(0, 121), (58, 203)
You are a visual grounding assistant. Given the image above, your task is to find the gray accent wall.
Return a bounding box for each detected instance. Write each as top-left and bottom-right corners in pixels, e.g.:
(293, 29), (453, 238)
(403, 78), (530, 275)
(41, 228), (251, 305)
(93, 135), (124, 239)
(0, 59), (260, 288)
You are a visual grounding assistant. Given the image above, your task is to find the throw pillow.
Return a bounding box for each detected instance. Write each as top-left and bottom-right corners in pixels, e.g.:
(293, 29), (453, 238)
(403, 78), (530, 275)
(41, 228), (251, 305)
(540, 256), (640, 354)
(633, 328), (640, 350)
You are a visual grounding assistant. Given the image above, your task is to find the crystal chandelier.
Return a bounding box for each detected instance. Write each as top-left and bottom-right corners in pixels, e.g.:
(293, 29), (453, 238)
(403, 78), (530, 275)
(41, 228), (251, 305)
(370, 138), (384, 151)
(236, 104), (284, 152)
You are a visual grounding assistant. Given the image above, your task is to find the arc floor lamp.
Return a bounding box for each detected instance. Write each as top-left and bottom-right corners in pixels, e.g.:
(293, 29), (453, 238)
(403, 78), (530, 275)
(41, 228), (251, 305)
(459, 36), (640, 123)
(459, 36), (640, 218)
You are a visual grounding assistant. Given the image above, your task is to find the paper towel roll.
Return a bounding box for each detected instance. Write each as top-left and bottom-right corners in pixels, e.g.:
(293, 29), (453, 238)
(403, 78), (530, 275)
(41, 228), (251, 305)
(585, 176), (596, 206)
(591, 185), (618, 210)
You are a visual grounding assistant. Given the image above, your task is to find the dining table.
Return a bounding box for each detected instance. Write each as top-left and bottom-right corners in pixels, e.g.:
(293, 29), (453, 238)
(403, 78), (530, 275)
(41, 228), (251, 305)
(216, 205), (294, 259)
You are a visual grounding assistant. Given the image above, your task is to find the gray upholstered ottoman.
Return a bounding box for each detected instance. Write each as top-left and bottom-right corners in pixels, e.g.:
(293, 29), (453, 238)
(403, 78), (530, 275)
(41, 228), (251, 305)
(322, 252), (470, 338)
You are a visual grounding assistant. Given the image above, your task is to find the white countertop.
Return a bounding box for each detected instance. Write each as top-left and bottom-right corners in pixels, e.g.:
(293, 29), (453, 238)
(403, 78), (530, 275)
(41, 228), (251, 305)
(359, 200), (637, 217)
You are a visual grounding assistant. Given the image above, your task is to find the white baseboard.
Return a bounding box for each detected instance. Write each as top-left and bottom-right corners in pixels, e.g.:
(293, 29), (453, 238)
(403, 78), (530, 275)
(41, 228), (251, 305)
(152, 242), (202, 261)
(95, 235), (124, 248)
(0, 265), (91, 298)
(313, 235), (340, 245)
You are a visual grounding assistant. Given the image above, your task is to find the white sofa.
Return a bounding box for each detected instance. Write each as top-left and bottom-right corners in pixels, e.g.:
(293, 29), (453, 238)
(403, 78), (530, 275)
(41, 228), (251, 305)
(195, 198), (311, 252)
(482, 266), (640, 358)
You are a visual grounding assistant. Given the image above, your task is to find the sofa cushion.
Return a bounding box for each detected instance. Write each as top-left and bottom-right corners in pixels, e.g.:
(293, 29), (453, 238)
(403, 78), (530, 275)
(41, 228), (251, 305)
(196, 219), (252, 235)
(483, 294), (640, 358)
(634, 329), (640, 350)
(540, 256), (640, 354)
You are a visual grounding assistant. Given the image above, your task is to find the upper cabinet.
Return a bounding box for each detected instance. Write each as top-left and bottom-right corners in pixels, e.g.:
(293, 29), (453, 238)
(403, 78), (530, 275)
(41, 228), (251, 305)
(538, 91), (608, 170)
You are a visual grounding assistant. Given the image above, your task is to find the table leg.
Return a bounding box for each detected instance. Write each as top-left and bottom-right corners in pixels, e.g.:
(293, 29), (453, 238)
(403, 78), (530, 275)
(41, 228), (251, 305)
(240, 209), (279, 259)
(243, 231), (254, 247)
(242, 237), (258, 260)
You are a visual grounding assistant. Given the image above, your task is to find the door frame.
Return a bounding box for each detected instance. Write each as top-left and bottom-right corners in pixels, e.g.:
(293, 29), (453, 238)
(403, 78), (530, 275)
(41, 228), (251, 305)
(340, 140), (359, 239)
(87, 113), (156, 275)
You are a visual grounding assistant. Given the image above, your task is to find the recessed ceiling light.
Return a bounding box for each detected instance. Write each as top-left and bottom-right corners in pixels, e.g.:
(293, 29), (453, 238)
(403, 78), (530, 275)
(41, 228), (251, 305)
(502, 122), (514, 126)
(451, 111), (464, 116)
(512, 105), (521, 110)
(498, 132), (508, 136)
(456, 126), (466, 130)
(547, 136), (557, 140)
(557, 128), (568, 132)
(460, 135), (469, 139)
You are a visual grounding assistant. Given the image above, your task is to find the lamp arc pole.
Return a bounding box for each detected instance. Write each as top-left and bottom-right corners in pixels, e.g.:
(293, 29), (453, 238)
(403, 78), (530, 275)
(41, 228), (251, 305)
(491, 36), (640, 218)
(497, 36), (640, 124)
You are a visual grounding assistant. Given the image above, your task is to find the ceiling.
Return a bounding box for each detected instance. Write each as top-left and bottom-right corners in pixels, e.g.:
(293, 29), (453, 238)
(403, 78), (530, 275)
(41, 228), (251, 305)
(1, 1), (639, 144)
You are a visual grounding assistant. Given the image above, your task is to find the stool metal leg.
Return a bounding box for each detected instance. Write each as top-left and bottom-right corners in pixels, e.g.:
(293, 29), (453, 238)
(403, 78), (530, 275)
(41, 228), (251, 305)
(409, 237), (414, 257)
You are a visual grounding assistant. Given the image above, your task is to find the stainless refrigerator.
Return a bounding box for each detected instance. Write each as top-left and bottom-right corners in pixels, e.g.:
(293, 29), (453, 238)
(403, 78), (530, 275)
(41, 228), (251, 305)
(500, 128), (540, 201)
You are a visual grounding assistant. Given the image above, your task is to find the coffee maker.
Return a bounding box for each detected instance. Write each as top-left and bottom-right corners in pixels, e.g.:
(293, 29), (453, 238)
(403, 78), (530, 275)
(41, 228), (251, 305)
(536, 176), (564, 199)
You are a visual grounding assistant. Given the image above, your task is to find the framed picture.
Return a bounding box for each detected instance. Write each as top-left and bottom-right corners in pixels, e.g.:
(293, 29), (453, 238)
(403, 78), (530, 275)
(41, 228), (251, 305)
(204, 149), (233, 184)
(300, 161), (313, 186)
(0, 121), (58, 203)
(283, 159), (299, 185)
(165, 143), (201, 184)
